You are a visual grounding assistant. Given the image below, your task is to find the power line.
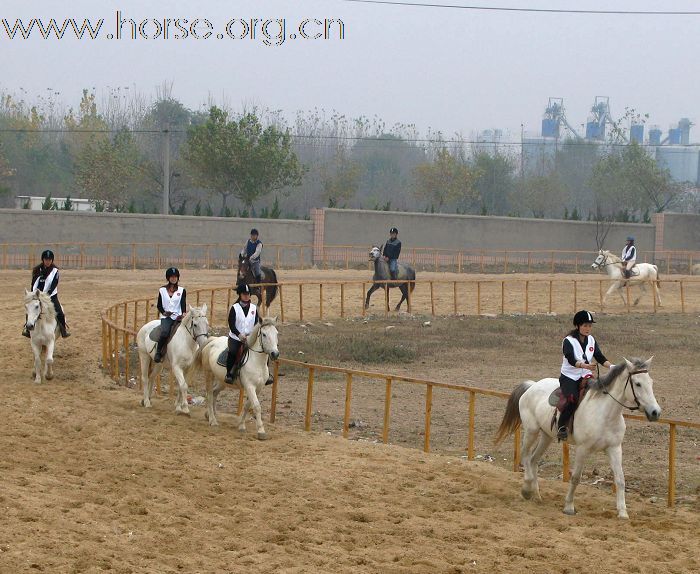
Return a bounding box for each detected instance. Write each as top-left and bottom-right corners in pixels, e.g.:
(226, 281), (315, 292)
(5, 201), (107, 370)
(339, 0), (700, 15)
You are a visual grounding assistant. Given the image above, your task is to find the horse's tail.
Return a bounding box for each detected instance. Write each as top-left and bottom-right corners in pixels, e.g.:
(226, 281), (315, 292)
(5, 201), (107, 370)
(265, 268), (278, 306)
(494, 381), (533, 445)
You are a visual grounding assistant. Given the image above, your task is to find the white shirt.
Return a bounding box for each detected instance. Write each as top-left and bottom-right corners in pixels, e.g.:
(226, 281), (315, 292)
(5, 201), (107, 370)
(33, 267), (58, 297)
(621, 245), (636, 263)
(560, 335), (597, 380)
(159, 286), (184, 318)
(229, 302), (258, 341)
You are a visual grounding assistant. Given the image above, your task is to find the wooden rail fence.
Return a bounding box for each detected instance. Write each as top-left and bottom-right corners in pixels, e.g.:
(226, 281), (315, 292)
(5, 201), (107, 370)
(101, 292), (700, 508)
(4, 242), (700, 275)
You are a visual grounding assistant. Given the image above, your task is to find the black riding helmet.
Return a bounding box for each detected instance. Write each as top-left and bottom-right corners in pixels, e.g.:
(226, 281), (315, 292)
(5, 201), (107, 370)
(389, 227), (398, 234)
(573, 310), (596, 327)
(41, 249), (55, 261)
(165, 267), (180, 280)
(250, 228), (259, 236)
(236, 283), (251, 295)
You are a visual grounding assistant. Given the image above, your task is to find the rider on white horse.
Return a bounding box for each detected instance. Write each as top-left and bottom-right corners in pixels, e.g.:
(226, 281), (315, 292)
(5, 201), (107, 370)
(23, 249), (70, 339)
(154, 267), (187, 363)
(225, 282), (260, 384)
(557, 310), (614, 441)
(621, 236), (637, 279)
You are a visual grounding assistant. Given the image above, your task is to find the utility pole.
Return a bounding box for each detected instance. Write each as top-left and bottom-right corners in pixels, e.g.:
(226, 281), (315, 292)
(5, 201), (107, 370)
(162, 124), (170, 215)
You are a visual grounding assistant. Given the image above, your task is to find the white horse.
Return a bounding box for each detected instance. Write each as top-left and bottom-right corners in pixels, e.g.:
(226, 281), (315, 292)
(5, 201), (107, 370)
(200, 317), (279, 439)
(495, 358), (661, 518)
(137, 305), (209, 415)
(24, 289), (58, 384)
(591, 250), (662, 307)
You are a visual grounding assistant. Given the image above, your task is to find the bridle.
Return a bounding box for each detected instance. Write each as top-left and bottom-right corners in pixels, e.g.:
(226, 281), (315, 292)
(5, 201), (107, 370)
(593, 252), (618, 269)
(248, 323), (275, 355)
(602, 369), (647, 411)
(184, 314), (209, 343)
(26, 296), (44, 327)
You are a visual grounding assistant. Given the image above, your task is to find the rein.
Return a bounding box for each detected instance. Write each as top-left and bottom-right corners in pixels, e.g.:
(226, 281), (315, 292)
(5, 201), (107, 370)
(248, 324), (272, 355)
(184, 316), (208, 343)
(602, 369), (647, 411)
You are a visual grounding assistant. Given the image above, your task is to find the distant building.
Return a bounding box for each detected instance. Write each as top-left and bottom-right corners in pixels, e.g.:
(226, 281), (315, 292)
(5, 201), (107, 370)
(654, 147), (700, 185)
(15, 196), (105, 211)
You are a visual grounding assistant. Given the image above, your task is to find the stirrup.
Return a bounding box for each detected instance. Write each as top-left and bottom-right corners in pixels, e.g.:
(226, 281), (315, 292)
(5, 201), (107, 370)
(154, 352), (163, 363)
(557, 427), (568, 441)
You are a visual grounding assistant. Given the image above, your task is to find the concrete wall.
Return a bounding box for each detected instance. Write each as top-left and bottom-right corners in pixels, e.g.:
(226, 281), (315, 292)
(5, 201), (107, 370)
(0, 209), (313, 262)
(321, 208), (656, 255)
(656, 213), (700, 252)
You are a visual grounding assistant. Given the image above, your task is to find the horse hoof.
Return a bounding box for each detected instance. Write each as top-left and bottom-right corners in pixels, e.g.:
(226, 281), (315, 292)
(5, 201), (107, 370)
(563, 508), (576, 516)
(521, 488), (533, 500)
(257, 432), (269, 441)
(204, 411), (209, 421)
(618, 511), (629, 520)
(176, 410), (191, 417)
(45, 374), (53, 381)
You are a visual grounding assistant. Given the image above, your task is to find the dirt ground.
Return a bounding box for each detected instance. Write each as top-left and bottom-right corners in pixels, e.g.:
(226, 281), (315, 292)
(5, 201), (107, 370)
(1, 269), (699, 574)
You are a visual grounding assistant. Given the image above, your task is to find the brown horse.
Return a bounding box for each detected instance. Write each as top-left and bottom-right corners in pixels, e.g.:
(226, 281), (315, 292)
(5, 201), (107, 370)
(237, 255), (278, 308)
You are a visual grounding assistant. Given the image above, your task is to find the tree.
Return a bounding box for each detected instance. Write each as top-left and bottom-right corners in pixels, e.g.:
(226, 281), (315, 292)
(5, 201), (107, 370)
(184, 107), (303, 214)
(412, 148), (476, 211)
(471, 151), (516, 215)
(516, 172), (567, 218)
(75, 129), (144, 211)
(589, 141), (680, 216)
(321, 147), (362, 207)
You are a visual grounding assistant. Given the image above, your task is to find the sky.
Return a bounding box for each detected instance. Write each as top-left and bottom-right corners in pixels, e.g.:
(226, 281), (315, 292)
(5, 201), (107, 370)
(2, 0), (700, 141)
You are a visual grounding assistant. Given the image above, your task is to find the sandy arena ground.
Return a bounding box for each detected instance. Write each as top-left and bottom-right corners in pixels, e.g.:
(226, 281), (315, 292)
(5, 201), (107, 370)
(1, 269), (699, 573)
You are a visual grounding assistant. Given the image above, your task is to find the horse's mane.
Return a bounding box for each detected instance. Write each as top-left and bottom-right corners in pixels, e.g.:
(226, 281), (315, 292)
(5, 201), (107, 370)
(24, 290), (56, 321)
(248, 317), (277, 347)
(589, 357), (647, 391)
(601, 250), (622, 263)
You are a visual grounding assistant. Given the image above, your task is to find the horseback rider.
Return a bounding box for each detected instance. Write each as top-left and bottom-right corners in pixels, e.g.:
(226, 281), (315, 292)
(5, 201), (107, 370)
(225, 282), (261, 384)
(621, 236), (637, 279)
(154, 267), (187, 363)
(557, 310), (614, 441)
(23, 249), (70, 338)
(240, 228), (263, 285)
(382, 227), (402, 281)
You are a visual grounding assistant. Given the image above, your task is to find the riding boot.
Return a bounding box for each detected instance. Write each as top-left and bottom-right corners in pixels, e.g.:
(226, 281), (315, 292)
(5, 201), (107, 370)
(225, 346), (238, 384)
(58, 317), (70, 338)
(557, 404), (575, 441)
(154, 338), (167, 363)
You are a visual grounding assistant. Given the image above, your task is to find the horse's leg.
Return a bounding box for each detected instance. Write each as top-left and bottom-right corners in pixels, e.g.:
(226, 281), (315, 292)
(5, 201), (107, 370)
(633, 282), (646, 306)
(606, 444), (628, 519)
(32, 342), (43, 384)
(245, 383), (267, 440)
(235, 391), (251, 433)
(139, 351), (153, 407)
(172, 364), (190, 415)
(44, 337), (55, 381)
(520, 428), (541, 500)
(204, 371), (218, 426)
(563, 445), (589, 515)
(365, 284), (382, 309)
(528, 433), (553, 502)
(395, 285), (408, 311)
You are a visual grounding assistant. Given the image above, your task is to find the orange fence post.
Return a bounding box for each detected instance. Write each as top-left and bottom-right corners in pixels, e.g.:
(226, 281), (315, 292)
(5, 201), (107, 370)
(430, 281), (435, 316)
(298, 284), (303, 322)
(131, 244), (136, 271)
(562, 443), (570, 482)
(210, 290), (215, 323)
(278, 285), (285, 323)
(476, 282), (481, 315)
(237, 388), (244, 415)
(513, 427), (521, 472)
(305, 367), (314, 431)
(503, 250), (508, 274)
(500, 281), (505, 314)
(524, 281), (529, 314)
(361, 282), (366, 316)
(548, 280), (553, 313)
(625, 284), (631, 314)
(343, 373), (353, 439)
(453, 281), (458, 314)
(599, 280), (604, 310)
(468, 390), (475, 460)
(383, 377), (392, 444)
(124, 332), (130, 385)
(668, 423), (676, 507)
(319, 283), (324, 320)
(680, 281), (686, 313)
(424, 384), (433, 453)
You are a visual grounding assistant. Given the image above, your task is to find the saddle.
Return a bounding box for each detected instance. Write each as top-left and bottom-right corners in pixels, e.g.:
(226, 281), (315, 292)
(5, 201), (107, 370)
(148, 320), (183, 343)
(216, 345), (249, 369)
(549, 376), (593, 433)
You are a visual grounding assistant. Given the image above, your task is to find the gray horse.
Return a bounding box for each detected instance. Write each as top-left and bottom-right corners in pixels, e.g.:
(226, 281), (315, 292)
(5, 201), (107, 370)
(365, 245), (416, 311)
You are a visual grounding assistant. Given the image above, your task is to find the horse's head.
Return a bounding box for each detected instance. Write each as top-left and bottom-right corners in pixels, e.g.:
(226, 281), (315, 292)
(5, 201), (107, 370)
(591, 250), (608, 269)
(187, 304), (210, 349)
(368, 246), (382, 261)
(238, 256), (250, 282)
(623, 357), (661, 421)
(24, 289), (43, 331)
(256, 316), (279, 360)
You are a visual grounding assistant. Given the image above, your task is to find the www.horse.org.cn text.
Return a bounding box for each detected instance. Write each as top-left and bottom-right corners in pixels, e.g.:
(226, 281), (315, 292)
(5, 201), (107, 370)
(1, 12), (346, 46)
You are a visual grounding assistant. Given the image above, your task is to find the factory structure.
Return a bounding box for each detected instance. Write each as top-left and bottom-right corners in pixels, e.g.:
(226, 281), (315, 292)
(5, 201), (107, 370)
(522, 97), (700, 185)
